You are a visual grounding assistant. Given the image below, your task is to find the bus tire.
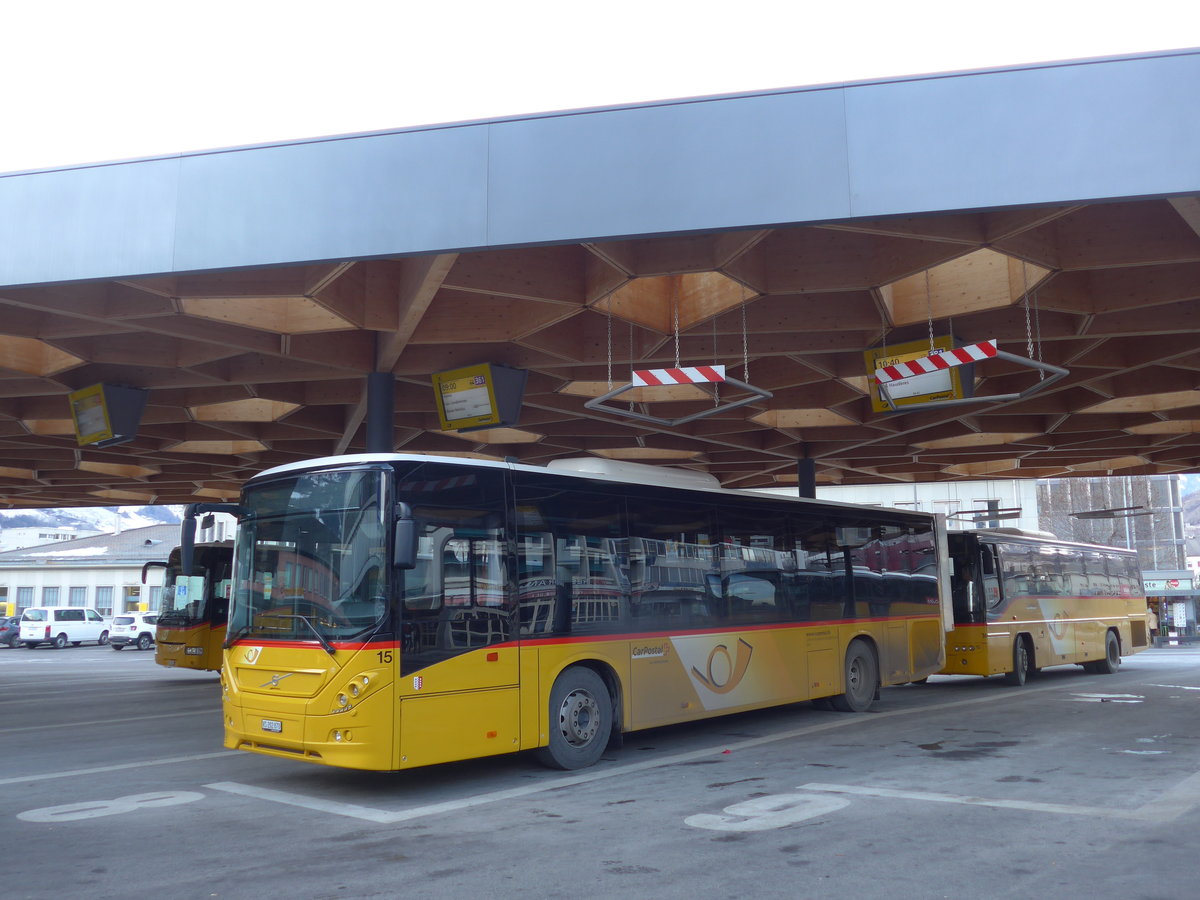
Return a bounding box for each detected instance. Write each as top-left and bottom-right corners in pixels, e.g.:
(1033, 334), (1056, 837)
(830, 640), (878, 713)
(1004, 637), (1030, 686)
(1087, 631), (1121, 675)
(537, 666), (613, 770)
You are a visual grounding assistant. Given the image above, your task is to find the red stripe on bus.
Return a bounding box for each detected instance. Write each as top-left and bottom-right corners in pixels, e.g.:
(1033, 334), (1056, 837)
(226, 613), (941, 654)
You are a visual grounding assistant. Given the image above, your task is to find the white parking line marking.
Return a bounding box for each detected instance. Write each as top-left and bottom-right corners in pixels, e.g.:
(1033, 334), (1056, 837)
(0, 751), (237, 785)
(1129, 771), (1200, 823)
(800, 783), (1121, 818)
(800, 772), (1200, 824)
(0, 710), (213, 734)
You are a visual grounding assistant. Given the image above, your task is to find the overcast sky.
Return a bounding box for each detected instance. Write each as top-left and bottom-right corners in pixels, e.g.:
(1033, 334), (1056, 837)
(3, 0), (1199, 174)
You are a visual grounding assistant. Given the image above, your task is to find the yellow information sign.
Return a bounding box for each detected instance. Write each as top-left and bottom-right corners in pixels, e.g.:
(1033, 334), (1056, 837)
(69, 383), (114, 445)
(433, 364), (503, 431)
(864, 336), (966, 413)
(67, 383), (149, 447)
(432, 363), (528, 432)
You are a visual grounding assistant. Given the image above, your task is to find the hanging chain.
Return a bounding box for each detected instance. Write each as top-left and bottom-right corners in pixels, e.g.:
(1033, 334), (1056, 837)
(925, 269), (935, 354)
(712, 307), (720, 406)
(741, 285), (750, 382)
(1020, 262), (1044, 381)
(672, 280), (681, 369)
(628, 317), (636, 412)
(1021, 262), (1034, 358)
(605, 294), (613, 391)
(1033, 286), (1044, 364)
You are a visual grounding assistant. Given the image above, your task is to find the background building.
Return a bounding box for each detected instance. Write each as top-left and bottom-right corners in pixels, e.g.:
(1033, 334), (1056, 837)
(0, 525), (177, 616)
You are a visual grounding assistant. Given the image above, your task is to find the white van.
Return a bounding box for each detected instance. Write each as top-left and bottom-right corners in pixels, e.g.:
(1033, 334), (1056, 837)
(19, 607), (110, 649)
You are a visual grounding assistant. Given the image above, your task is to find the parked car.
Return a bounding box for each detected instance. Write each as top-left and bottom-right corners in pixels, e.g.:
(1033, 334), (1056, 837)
(1, 615), (21, 648)
(109, 612), (158, 651)
(19, 607), (110, 648)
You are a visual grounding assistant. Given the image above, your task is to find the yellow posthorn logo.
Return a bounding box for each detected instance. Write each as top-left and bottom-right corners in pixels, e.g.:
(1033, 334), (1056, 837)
(692, 638), (754, 694)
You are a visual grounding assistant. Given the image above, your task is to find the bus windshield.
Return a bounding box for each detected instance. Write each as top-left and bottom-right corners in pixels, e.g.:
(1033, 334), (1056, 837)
(228, 466), (390, 647)
(157, 564), (207, 625)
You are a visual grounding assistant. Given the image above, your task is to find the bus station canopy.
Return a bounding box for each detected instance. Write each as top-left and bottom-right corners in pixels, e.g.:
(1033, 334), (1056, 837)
(1, 49), (1199, 507)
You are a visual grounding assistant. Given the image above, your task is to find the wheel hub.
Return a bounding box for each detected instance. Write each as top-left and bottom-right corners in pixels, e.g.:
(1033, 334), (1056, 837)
(558, 689), (599, 747)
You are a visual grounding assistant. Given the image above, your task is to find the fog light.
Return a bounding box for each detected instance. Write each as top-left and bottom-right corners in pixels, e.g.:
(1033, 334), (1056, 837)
(333, 730), (343, 742)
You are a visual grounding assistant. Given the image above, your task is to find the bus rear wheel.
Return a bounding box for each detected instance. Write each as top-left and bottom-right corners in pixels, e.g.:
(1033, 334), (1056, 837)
(537, 666), (613, 770)
(1004, 637), (1030, 686)
(830, 640), (878, 712)
(1085, 631), (1121, 674)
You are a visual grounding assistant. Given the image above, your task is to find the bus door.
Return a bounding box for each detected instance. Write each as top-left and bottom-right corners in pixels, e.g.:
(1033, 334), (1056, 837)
(396, 522), (519, 768)
(949, 537), (987, 626)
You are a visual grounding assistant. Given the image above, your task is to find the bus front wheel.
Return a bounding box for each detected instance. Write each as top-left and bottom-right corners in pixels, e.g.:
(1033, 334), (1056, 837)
(537, 666), (613, 770)
(830, 640), (878, 712)
(1004, 637), (1030, 686)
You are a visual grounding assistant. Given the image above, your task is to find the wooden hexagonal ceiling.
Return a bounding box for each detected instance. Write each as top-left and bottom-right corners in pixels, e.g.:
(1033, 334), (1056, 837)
(2, 196), (1200, 505)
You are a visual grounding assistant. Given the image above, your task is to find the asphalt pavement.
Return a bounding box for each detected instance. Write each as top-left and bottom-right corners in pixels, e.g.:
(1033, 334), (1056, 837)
(3, 642), (1199, 900)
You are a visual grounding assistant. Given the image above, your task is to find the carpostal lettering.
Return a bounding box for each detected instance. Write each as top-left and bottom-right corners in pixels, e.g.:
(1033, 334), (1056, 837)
(631, 643), (668, 659)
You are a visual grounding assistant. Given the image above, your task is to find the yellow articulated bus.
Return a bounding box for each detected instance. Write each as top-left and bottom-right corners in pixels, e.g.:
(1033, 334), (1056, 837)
(941, 528), (1150, 684)
(195, 454), (953, 773)
(150, 542), (234, 672)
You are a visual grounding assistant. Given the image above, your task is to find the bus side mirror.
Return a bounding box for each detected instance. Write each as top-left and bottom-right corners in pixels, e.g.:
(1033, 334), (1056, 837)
(394, 503), (417, 570)
(142, 561), (167, 585)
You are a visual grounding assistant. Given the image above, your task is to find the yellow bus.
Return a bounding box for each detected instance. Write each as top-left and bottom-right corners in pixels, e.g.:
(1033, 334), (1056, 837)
(152, 542), (234, 672)
(941, 528), (1150, 684)
(202, 454), (952, 772)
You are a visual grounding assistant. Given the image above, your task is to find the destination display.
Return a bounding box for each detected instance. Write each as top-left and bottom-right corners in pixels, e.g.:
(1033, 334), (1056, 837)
(68, 383), (149, 448)
(864, 335), (970, 413)
(432, 363), (528, 432)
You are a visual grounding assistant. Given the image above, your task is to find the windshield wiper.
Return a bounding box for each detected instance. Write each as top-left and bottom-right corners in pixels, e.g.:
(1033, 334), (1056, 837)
(225, 623), (258, 647)
(270, 614), (337, 656)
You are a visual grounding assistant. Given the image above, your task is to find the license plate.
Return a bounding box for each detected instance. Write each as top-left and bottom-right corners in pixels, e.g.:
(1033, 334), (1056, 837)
(261, 719), (283, 733)
(166, 660), (177, 667)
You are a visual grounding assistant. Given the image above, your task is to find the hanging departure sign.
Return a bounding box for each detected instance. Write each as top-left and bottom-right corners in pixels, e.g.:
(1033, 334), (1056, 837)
(68, 383), (149, 447)
(432, 363), (528, 432)
(864, 336), (969, 413)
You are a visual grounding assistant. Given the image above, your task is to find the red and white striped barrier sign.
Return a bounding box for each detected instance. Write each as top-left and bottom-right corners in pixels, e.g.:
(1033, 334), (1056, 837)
(875, 340), (997, 384)
(632, 365), (726, 386)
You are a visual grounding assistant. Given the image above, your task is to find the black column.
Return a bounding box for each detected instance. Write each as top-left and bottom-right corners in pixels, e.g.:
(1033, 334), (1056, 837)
(797, 458), (816, 499)
(365, 372), (395, 452)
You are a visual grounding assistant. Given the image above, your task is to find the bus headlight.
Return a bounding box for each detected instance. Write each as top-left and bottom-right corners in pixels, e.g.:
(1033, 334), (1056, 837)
(336, 693), (349, 708)
(350, 683), (360, 697)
